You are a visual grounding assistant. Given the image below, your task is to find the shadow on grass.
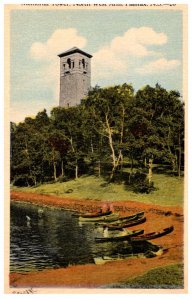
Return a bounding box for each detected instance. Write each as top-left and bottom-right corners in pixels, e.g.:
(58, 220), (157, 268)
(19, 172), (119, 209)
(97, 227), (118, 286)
(101, 263), (184, 289)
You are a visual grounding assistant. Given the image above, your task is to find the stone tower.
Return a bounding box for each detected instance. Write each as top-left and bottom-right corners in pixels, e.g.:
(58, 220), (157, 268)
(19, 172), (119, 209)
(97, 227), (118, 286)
(58, 47), (92, 107)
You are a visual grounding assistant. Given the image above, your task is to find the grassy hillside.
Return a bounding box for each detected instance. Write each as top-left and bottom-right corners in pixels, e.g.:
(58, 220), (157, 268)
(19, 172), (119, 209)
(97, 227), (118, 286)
(12, 174), (184, 207)
(106, 263), (184, 289)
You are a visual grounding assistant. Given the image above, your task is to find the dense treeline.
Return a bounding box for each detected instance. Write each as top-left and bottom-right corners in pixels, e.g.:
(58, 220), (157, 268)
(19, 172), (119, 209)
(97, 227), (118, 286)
(11, 83), (184, 192)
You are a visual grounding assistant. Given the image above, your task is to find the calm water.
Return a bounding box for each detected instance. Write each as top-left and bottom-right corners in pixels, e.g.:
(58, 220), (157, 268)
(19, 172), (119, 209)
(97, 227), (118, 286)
(10, 201), (159, 273)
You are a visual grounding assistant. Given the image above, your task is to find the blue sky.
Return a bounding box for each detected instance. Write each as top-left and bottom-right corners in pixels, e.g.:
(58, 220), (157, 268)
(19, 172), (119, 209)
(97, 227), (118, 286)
(10, 8), (183, 123)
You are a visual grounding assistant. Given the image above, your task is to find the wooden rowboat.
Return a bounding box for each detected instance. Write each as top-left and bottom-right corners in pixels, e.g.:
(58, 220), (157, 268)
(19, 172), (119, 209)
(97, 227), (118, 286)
(95, 229), (144, 242)
(130, 226), (174, 242)
(105, 216), (147, 231)
(79, 213), (119, 223)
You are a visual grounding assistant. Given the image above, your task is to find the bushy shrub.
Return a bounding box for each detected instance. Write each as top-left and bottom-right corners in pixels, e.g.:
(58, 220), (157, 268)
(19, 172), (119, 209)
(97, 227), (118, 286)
(12, 175), (34, 187)
(133, 180), (155, 194)
(125, 171), (156, 194)
(57, 175), (68, 183)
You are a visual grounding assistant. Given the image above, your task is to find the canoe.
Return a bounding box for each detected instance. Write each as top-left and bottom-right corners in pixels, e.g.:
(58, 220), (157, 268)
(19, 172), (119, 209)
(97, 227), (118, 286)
(77, 210), (112, 218)
(106, 216), (147, 231)
(94, 255), (127, 265)
(79, 213), (119, 223)
(94, 247), (165, 264)
(95, 229), (144, 242)
(118, 211), (144, 222)
(130, 226), (174, 242)
(94, 211), (144, 226)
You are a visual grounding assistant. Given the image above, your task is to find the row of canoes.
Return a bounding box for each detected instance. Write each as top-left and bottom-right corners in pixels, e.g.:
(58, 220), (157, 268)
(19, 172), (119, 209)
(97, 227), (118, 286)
(75, 209), (174, 243)
(95, 226), (174, 243)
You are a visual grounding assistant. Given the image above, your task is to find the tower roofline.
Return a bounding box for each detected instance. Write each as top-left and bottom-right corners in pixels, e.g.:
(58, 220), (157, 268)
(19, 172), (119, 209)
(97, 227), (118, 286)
(58, 47), (92, 58)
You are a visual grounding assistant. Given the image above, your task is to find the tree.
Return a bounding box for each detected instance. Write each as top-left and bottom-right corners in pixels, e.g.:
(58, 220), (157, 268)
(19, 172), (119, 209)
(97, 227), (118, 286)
(11, 119), (44, 186)
(132, 84), (184, 180)
(11, 110), (55, 185)
(51, 106), (85, 179)
(83, 84), (134, 181)
(46, 130), (69, 181)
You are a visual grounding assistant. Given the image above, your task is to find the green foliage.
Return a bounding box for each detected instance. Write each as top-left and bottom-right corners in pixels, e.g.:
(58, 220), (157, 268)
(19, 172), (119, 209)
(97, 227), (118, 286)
(133, 180), (155, 194)
(124, 171), (156, 194)
(11, 83), (184, 191)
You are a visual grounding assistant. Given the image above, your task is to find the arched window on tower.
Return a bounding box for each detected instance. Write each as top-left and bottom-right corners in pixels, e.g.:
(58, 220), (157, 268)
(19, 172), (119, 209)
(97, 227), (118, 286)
(67, 58), (71, 69)
(82, 59), (85, 69)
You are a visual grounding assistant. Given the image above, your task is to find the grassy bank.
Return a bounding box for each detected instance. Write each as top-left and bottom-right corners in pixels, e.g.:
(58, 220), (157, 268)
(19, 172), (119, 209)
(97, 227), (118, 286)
(12, 174), (184, 207)
(108, 263), (184, 289)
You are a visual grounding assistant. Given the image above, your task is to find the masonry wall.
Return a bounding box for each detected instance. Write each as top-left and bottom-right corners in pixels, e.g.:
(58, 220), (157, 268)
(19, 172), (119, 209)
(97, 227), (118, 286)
(59, 52), (91, 107)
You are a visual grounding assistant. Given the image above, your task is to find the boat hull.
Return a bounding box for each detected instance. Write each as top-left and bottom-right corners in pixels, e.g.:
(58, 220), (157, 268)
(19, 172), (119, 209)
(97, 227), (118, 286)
(106, 216), (147, 230)
(79, 213), (119, 223)
(95, 229), (144, 243)
(118, 211), (144, 222)
(78, 210), (112, 218)
(130, 226), (174, 242)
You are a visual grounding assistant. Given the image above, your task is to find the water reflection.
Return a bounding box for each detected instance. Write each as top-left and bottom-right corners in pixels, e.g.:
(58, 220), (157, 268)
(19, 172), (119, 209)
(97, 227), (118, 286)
(10, 202), (161, 273)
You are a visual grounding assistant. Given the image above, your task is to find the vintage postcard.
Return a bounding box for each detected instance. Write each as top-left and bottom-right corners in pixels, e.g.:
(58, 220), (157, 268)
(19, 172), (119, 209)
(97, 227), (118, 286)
(4, 2), (188, 294)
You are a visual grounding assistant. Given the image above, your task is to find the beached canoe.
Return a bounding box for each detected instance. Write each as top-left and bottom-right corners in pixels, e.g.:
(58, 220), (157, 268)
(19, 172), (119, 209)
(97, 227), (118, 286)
(93, 255), (127, 265)
(95, 229), (144, 242)
(105, 216), (147, 230)
(130, 226), (174, 242)
(118, 211), (144, 222)
(94, 211), (145, 226)
(94, 248), (164, 264)
(79, 213), (119, 223)
(76, 210), (112, 218)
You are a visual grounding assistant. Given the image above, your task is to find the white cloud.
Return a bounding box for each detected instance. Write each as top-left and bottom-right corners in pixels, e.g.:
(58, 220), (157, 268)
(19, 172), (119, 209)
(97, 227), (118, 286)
(136, 58), (181, 74)
(92, 47), (128, 80)
(30, 28), (87, 100)
(110, 27), (167, 57)
(30, 28), (87, 61)
(92, 27), (168, 83)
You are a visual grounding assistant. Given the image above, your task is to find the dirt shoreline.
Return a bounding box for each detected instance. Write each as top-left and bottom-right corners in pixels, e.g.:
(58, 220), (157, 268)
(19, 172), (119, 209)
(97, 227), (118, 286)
(10, 191), (184, 288)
